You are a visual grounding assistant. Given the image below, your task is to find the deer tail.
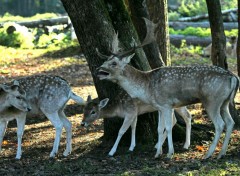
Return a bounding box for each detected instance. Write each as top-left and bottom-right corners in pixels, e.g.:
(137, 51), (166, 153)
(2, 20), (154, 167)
(69, 91), (86, 105)
(229, 75), (239, 106)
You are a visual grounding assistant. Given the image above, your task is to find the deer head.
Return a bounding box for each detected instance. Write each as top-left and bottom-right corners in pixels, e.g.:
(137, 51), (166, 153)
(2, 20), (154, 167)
(96, 18), (156, 81)
(81, 95), (109, 127)
(0, 82), (31, 112)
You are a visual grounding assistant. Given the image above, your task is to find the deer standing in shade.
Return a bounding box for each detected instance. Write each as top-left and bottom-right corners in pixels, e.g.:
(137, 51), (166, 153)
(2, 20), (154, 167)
(96, 18), (239, 159)
(81, 94), (192, 156)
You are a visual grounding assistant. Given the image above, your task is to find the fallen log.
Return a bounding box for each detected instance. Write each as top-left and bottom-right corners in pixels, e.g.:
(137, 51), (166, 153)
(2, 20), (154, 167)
(170, 34), (212, 47)
(0, 16), (69, 28)
(178, 8), (238, 22)
(169, 22), (238, 30)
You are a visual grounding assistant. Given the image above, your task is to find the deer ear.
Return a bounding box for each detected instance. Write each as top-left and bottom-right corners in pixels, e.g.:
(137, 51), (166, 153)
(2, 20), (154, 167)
(99, 98), (109, 109)
(122, 53), (135, 64)
(0, 84), (11, 92)
(13, 80), (19, 86)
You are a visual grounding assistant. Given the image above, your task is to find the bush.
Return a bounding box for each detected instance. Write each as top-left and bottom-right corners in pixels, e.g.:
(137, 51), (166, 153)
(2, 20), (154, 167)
(168, 11), (180, 21)
(169, 27), (211, 37)
(178, 0), (207, 17)
(0, 22), (35, 48)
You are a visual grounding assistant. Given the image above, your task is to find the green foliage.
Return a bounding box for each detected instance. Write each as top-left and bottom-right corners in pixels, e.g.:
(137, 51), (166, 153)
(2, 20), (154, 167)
(0, 23), (35, 48)
(0, 13), (74, 49)
(169, 11), (180, 21)
(178, 0), (207, 17)
(36, 32), (72, 49)
(221, 0), (238, 10)
(0, 12), (58, 23)
(169, 27), (211, 37)
(225, 29), (238, 37)
(170, 27), (238, 38)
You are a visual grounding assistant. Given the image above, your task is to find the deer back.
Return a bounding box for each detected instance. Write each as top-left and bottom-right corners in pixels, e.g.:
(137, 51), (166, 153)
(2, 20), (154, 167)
(14, 75), (72, 114)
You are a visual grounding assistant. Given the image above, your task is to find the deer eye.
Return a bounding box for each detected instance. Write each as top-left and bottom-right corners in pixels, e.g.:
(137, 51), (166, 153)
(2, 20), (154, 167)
(90, 110), (96, 115)
(16, 96), (21, 100)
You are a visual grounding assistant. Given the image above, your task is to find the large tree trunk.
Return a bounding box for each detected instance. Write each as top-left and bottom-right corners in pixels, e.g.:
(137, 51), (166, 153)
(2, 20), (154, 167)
(128, 0), (165, 68)
(206, 0), (227, 69)
(61, 0), (159, 144)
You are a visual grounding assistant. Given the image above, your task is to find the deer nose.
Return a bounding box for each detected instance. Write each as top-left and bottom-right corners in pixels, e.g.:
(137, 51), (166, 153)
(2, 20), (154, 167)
(81, 122), (85, 127)
(27, 107), (31, 112)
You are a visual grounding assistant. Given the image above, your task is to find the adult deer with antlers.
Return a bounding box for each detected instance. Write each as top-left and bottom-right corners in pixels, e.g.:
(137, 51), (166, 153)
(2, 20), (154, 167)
(96, 18), (239, 159)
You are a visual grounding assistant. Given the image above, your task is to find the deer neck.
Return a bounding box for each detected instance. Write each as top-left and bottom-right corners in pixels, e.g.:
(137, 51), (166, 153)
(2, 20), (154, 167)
(99, 104), (117, 118)
(0, 95), (10, 112)
(118, 65), (149, 101)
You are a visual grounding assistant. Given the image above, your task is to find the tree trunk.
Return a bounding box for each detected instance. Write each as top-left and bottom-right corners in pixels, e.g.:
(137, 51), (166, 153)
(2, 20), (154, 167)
(237, 0), (240, 78)
(206, 0), (227, 69)
(128, 0), (165, 68)
(61, 0), (159, 144)
(147, 0), (171, 65)
(235, 0), (240, 128)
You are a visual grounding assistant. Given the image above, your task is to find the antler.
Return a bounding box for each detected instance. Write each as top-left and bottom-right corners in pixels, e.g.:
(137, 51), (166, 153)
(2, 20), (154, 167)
(116, 17), (157, 58)
(96, 18), (157, 59)
(96, 48), (109, 60)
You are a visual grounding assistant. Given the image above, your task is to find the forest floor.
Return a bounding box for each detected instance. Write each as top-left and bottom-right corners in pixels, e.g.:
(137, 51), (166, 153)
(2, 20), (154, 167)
(0, 45), (240, 176)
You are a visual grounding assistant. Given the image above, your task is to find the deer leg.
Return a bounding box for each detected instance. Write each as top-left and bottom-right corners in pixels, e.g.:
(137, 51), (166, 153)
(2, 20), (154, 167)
(155, 110), (164, 158)
(175, 107), (192, 149)
(163, 108), (175, 159)
(203, 104), (224, 159)
(218, 101), (234, 159)
(129, 116), (138, 152)
(0, 121), (8, 152)
(16, 115), (26, 159)
(109, 116), (133, 156)
(58, 110), (72, 157)
(155, 112), (177, 151)
(44, 112), (63, 158)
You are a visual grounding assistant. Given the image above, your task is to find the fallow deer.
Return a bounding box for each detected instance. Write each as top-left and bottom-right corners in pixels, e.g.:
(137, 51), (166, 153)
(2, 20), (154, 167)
(0, 81), (31, 159)
(203, 36), (237, 59)
(96, 18), (239, 159)
(2, 75), (85, 159)
(81, 94), (192, 156)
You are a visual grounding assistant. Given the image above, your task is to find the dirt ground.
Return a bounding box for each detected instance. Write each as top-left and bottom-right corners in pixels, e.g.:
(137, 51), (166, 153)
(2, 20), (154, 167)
(1, 47), (240, 176)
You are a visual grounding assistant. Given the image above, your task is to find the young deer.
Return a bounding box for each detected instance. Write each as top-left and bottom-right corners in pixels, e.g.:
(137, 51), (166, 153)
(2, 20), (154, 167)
(81, 94), (192, 156)
(96, 18), (239, 159)
(2, 75), (85, 159)
(0, 81), (31, 159)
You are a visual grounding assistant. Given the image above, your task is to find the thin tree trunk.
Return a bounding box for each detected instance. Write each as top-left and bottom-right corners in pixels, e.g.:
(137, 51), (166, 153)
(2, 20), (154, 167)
(147, 0), (171, 66)
(235, 0), (240, 128)
(205, 0), (227, 69)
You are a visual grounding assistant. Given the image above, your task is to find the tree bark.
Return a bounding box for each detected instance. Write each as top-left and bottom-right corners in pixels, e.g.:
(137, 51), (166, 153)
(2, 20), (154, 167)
(206, 0), (227, 69)
(128, 0), (165, 68)
(147, 0), (171, 65)
(235, 0), (240, 128)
